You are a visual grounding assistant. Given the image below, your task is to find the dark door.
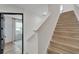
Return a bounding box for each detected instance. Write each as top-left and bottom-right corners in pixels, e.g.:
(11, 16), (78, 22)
(0, 13), (4, 54)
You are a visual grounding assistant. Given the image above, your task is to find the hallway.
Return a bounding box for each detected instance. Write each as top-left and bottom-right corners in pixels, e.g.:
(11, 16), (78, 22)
(4, 40), (22, 54)
(48, 11), (79, 54)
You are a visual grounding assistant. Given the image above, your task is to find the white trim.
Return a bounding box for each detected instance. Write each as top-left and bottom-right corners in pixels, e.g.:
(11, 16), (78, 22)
(74, 5), (79, 21)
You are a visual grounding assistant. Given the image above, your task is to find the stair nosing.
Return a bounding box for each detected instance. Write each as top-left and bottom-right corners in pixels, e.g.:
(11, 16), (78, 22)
(50, 40), (79, 49)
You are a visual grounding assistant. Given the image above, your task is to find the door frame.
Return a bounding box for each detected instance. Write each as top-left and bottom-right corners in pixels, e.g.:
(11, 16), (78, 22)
(0, 12), (24, 54)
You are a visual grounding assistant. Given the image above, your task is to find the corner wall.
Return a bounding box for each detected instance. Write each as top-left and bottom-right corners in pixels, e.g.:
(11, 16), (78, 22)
(63, 4), (74, 13)
(74, 5), (79, 21)
(23, 5), (49, 54)
(37, 5), (60, 54)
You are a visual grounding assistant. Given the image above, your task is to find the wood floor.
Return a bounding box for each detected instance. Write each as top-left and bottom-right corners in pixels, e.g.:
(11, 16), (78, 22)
(4, 40), (22, 54)
(47, 11), (79, 54)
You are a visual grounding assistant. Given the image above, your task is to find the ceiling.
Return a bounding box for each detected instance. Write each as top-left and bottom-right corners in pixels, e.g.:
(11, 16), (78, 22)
(11, 4), (48, 16)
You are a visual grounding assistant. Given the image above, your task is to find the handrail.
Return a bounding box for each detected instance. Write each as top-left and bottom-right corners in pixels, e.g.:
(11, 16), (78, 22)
(33, 13), (51, 32)
(27, 13), (51, 41)
(27, 32), (35, 41)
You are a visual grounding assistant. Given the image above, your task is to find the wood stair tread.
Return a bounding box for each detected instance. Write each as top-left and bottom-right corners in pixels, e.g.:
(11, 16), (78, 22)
(50, 40), (79, 50)
(48, 11), (79, 54)
(56, 25), (79, 27)
(52, 35), (79, 46)
(57, 22), (79, 24)
(49, 41), (79, 53)
(54, 32), (79, 38)
(54, 31), (79, 33)
(56, 27), (79, 29)
(53, 35), (79, 41)
(55, 29), (79, 33)
(57, 23), (79, 25)
(48, 45), (70, 54)
(55, 28), (79, 31)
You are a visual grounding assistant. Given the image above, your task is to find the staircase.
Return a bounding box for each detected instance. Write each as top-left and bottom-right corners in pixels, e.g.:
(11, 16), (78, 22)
(47, 11), (79, 54)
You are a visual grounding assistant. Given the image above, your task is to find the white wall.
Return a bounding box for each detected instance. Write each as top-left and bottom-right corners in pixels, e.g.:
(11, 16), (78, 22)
(23, 5), (49, 53)
(23, 12), (36, 53)
(0, 4), (23, 13)
(63, 4), (74, 12)
(74, 5), (79, 21)
(14, 4), (48, 17)
(25, 33), (38, 54)
(23, 4), (60, 54)
(23, 5), (48, 40)
(4, 16), (13, 43)
(37, 5), (60, 54)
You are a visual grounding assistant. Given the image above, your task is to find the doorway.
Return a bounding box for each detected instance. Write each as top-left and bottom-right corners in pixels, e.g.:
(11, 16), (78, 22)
(0, 13), (24, 54)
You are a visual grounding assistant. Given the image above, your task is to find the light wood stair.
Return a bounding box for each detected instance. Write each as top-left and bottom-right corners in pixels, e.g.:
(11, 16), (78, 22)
(47, 11), (79, 54)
